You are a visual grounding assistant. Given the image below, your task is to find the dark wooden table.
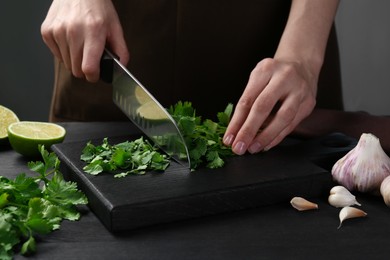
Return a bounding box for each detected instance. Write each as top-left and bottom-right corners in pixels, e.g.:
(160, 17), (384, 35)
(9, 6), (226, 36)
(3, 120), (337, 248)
(2, 122), (390, 260)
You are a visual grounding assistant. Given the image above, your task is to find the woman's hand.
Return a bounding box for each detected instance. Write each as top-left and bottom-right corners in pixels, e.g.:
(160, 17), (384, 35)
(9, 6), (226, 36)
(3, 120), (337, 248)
(223, 0), (340, 155)
(223, 58), (317, 154)
(41, 0), (129, 82)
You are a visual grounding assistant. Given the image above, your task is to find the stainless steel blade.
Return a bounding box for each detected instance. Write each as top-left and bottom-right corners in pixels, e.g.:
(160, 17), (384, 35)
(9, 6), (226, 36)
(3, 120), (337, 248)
(102, 49), (190, 169)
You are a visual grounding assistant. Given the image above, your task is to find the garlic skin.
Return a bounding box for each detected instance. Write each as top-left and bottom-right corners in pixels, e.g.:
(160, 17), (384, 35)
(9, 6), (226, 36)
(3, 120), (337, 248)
(380, 175), (390, 206)
(328, 186), (361, 208)
(290, 197), (318, 211)
(338, 206), (367, 229)
(329, 185), (355, 196)
(331, 133), (390, 193)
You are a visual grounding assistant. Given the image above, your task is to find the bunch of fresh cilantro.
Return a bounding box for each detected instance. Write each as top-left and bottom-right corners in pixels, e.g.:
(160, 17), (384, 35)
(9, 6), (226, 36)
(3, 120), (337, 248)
(81, 101), (234, 177)
(0, 145), (88, 259)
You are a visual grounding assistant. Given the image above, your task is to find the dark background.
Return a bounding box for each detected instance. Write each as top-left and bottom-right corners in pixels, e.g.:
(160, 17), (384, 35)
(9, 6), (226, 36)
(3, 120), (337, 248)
(1, 0), (389, 121)
(0, 0), (53, 121)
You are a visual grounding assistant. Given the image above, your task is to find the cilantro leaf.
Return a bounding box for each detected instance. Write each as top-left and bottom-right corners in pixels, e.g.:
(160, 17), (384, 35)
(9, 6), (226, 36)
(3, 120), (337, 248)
(83, 160), (105, 175)
(20, 236), (36, 256)
(43, 172), (88, 221)
(217, 103), (233, 126)
(26, 198), (60, 234)
(206, 150), (225, 169)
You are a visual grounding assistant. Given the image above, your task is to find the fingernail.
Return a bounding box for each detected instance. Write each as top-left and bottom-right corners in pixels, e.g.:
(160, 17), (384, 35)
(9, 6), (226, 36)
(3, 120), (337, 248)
(223, 134), (234, 146)
(248, 142), (262, 154)
(233, 141), (247, 155)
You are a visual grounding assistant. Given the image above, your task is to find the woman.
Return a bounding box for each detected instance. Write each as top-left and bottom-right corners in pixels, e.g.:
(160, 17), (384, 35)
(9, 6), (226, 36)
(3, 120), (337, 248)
(41, 0), (342, 155)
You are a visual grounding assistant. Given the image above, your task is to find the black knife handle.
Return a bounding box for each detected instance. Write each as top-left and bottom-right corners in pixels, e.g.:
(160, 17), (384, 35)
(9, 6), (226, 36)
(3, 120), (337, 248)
(100, 49), (115, 83)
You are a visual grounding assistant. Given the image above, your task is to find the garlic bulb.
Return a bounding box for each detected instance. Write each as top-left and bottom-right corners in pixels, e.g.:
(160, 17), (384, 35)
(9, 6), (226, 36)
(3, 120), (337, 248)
(380, 175), (390, 206)
(290, 197), (318, 211)
(328, 186), (361, 208)
(331, 133), (390, 193)
(338, 206), (367, 229)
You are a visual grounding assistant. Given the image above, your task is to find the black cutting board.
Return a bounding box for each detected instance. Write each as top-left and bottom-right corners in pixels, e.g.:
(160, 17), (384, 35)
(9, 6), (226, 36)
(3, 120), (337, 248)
(52, 132), (356, 232)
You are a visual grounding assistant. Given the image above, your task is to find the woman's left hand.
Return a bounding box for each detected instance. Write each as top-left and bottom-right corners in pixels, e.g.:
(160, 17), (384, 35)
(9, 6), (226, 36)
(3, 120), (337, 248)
(223, 0), (340, 155)
(223, 57), (317, 155)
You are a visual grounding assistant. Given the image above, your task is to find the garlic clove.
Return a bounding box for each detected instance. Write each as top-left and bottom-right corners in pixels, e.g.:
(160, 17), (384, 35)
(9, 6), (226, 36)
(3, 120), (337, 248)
(330, 185), (354, 195)
(329, 193), (361, 208)
(380, 175), (390, 207)
(338, 206), (367, 229)
(331, 133), (390, 193)
(328, 186), (361, 208)
(290, 197), (318, 211)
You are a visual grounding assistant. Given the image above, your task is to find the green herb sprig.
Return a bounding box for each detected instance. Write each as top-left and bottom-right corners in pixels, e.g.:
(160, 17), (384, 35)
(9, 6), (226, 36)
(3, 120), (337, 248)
(0, 145), (88, 259)
(169, 101), (234, 169)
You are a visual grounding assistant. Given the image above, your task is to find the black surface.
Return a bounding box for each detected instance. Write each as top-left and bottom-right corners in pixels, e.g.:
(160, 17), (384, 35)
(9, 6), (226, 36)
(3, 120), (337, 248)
(2, 122), (390, 260)
(51, 123), (356, 232)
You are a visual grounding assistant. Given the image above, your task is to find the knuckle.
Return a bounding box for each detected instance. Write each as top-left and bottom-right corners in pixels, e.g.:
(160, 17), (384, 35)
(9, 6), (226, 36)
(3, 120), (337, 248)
(85, 16), (105, 31)
(40, 23), (50, 38)
(252, 58), (275, 75)
(278, 106), (296, 124)
(72, 70), (84, 79)
(301, 98), (316, 117)
(305, 101), (316, 114)
(306, 96), (316, 109)
(250, 96), (276, 117)
(256, 131), (272, 148)
(41, 22), (65, 42)
(258, 58), (275, 70)
(66, 25), (79, 39)
(256, 97), (275, 112)
(82, 64), (99, 83)
(237, 96), (253, 111)
(51, 24), (66, 40)
(238, 126), (257, 141)
(280, 64), (297, 78)
(82, 63), (95, 76)
(66, 20), (85, 36)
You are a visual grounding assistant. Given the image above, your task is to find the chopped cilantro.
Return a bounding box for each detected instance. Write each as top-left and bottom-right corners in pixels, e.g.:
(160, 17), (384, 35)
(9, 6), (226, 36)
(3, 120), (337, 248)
(169, 101), (234, 170)
(81, 137), (170, 178)
(81, 101), (235, 177)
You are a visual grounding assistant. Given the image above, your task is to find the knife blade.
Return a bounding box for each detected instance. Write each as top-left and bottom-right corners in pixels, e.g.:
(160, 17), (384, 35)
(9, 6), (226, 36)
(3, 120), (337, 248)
(100, 48), (190, 169)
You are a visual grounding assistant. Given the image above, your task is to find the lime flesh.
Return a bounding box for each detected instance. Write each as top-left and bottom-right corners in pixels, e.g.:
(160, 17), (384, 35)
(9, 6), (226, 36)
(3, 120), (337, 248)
(137, 101), (168, 121)
(7, 121), (66, 157)
(0, 105), (19, 143)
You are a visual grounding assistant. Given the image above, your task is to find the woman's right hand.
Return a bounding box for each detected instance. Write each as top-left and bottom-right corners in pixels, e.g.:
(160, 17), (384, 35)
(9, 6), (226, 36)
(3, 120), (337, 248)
(41, 0), (129, 82)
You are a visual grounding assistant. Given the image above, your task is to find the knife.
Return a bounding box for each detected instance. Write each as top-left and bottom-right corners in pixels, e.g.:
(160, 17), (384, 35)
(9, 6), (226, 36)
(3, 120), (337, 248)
(100, 48), (190, 169)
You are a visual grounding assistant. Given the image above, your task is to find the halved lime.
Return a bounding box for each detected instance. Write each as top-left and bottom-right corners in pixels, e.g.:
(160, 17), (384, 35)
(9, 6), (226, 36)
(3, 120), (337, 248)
(134, 86), (151, 104)
(137, 101), (167, 121)
(0, 105), (20, 144)
(7, 121), (66, 157)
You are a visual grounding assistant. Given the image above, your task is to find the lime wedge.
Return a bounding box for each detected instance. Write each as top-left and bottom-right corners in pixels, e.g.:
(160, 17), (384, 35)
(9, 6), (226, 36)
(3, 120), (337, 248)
(7, 121), (66, 157)
(0, 105), (20, 144)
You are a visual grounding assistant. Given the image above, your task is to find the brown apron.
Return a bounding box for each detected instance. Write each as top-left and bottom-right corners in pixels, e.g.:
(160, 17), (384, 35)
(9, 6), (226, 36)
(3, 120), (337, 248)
(49, 0), (343, 122)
